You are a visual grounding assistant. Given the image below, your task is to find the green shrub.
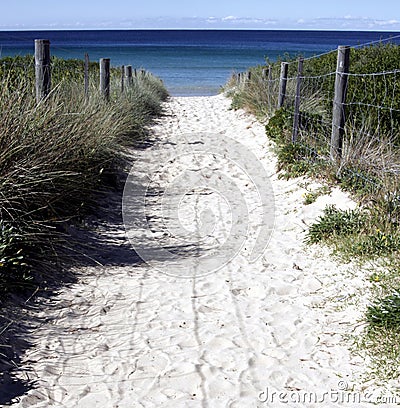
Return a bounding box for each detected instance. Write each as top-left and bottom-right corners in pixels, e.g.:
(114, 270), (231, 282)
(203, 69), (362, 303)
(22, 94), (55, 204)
(366, 291), (400, 329)
(304, 43), (400, 144)
(305, 205), (367, 244)
(265, 108), (292, 142)
(276, 142), (311, 177)
(335, 167), (381, 197)
(356, 231), (400, 257)
(305, 204), (400, 259)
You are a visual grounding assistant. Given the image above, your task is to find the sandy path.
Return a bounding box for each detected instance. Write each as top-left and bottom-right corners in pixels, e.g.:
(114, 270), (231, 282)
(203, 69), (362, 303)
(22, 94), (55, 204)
(8, 95), (387, 407)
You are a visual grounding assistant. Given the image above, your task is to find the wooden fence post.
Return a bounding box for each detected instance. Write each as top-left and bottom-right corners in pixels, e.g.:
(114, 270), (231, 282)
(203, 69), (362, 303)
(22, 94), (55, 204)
(277, 62), (289, 108)
(121, 65), (125, 93)
(268, 66), (272, 83)
(84, 53), (89, 100)
(100, 58), (110, 101)
(331, 45), (350, 162)
(246, 71), (251, 84)
(266, 65), (273, 109)
(262, 67), (269, 80)
(292, 57), (304, 142)
(125, 65), (133, 87)
(35, 39), (51, 103)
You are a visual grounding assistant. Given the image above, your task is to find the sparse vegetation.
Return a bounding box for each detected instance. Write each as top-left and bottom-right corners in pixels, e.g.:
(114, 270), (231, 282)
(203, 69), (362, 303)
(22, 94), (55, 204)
(303, 186), (331, 205)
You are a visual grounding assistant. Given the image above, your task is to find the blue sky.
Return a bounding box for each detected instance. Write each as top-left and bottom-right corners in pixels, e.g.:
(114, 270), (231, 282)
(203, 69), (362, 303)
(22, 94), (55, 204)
(1, 0), (400, 30)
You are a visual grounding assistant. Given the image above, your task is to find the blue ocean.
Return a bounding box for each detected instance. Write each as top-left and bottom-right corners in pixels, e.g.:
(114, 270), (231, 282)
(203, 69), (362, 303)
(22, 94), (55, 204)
(1, 30), (399, 96)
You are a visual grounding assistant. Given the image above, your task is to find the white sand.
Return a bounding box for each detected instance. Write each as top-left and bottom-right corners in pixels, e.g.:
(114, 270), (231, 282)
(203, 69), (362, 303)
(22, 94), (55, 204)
(9, 95), (396, 407)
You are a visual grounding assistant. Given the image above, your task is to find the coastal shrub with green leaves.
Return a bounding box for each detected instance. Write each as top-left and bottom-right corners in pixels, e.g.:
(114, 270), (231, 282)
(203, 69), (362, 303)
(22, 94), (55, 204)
(305, 205), (367, 244)
(0, 56), (168, 298)
(264, 108), (329, 179)
(264, 107), (291, 142)
(367, 290), (400, 329)
(302, 43), (400, 141)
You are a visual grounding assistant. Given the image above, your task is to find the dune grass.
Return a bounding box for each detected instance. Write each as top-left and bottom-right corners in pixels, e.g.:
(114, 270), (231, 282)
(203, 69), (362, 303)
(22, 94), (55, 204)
(0, 56), (168, 300)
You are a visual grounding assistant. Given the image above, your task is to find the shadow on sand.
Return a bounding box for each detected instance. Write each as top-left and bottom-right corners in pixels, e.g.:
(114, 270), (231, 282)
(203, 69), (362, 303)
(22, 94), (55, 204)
(0, 136), (201, 405)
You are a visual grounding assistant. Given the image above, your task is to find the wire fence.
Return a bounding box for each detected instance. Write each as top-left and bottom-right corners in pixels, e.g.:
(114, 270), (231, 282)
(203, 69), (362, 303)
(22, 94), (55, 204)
(0, 39), (152, 104)
(235, 40), (400, 196)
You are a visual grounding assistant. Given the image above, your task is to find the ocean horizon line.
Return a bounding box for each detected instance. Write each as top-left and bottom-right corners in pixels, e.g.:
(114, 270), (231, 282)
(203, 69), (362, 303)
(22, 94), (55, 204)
(1, 28), (400, 33)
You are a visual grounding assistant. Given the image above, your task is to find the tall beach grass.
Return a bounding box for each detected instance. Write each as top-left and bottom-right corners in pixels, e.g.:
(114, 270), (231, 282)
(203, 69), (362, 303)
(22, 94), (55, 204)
(0, 56), (168, 300)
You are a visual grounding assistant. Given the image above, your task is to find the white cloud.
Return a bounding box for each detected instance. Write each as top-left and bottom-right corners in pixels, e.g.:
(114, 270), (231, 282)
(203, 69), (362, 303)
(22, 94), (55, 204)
(377, 19), (399, 25)
(289, 16), (400, 30)
(3, 15), (400, 30)
(222, 16), (237, 21)
(220, 16), (269, 25)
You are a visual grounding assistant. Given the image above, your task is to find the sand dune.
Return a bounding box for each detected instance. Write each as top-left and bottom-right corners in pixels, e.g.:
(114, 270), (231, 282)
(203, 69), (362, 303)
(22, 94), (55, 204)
(8, 95), (393, 407)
